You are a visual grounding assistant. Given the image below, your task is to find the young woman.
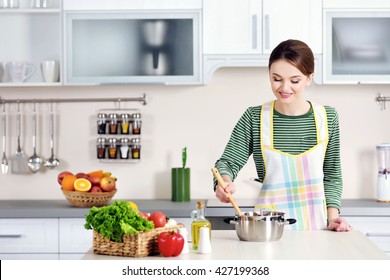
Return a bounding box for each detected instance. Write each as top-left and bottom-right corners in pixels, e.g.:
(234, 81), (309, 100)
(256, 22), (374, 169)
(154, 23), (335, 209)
(214, 39), (351, 232)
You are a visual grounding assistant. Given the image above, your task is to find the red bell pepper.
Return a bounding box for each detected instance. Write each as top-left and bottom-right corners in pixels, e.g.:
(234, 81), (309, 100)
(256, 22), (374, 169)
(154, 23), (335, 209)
(158, 231), (185, 257)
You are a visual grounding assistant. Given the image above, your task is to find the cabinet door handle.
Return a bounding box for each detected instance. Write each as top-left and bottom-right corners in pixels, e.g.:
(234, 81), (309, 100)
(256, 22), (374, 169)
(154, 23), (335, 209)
(264, 14), (270, 51)
(0, 234), (22, 238)
(366, 232), (390, 237)
(251, 15), (258, 49)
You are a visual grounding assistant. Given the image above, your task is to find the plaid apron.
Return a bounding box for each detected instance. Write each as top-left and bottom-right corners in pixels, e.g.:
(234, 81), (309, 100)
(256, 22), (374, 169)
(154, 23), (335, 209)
(256, 101), (328, 230)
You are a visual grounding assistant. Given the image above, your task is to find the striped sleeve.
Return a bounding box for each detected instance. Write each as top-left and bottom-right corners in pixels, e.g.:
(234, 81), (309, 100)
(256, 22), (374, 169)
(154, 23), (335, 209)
(323, 106), (343, 211)
(214, 107), (255, 188)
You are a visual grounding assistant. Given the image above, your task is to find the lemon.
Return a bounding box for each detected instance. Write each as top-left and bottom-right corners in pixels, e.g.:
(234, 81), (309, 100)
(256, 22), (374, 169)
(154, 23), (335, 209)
(128, 201), (138, 211)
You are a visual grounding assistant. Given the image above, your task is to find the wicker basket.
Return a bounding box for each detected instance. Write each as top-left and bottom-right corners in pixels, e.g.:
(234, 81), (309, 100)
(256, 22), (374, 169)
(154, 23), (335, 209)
(62, 189), (116, 207)
(93, 224), (184, 257)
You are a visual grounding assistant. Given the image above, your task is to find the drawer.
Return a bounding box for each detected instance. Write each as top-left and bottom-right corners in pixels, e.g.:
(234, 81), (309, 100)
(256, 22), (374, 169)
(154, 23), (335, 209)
(59, 218), (92, 253)
(0, 218), (59, 253)
(345, 216), (390, 252)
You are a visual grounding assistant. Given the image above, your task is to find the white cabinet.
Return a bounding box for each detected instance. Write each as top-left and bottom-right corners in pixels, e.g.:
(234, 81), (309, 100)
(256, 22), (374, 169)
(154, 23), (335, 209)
(63, 11), (202, 85)
(203, 0), (262, 55)
(323, 9), (390, 84)
(0, 218), (92, 260)
(0, 0), (62, 87)
(345, 216), (390, 256)
(0, 218), (59, 259)
(59, 218), (92, 259)
(262, 0), (322, 54)
(202, 0), (322, 84)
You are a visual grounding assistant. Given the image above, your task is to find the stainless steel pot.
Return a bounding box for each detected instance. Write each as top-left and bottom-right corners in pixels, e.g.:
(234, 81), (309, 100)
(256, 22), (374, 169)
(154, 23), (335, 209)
(228, 211), (296, 242)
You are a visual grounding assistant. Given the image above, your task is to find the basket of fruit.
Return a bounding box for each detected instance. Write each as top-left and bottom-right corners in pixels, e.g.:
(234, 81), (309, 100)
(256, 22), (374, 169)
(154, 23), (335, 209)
(58, 170), (117, 207)
(85, 200), (183, 257)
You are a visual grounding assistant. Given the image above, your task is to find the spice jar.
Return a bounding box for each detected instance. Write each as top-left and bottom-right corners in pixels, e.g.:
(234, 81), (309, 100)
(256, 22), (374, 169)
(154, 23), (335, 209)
(97, 113), (107, 134)
(119, 138), (130, 159)
(109, 113), (118, 134)
(120, 113), (130, 134)
(108, 138), (118, 159)
(132, 113), (142, 134)
(131, 138), (141, 159)
(96, 138), (107, 159)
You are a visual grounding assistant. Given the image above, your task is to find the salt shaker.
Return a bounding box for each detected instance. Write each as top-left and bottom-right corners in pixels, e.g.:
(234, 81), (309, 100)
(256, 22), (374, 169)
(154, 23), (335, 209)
(197, 226), (212, 254)
(177, 227), (189, 254)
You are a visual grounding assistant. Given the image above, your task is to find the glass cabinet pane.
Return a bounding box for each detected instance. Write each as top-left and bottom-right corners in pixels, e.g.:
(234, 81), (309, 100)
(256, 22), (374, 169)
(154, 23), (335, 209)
(65, 12), (200, 84)
(324, 11), (390, 84)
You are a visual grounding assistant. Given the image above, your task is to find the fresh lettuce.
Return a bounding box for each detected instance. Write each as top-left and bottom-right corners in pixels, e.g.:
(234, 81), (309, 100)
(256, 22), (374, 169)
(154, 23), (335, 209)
(84, 200), (154, 242)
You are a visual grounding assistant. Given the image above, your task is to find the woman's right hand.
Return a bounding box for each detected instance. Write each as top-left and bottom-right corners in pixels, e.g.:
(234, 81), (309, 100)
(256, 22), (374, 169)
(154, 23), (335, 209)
(215, 178), (236, 203)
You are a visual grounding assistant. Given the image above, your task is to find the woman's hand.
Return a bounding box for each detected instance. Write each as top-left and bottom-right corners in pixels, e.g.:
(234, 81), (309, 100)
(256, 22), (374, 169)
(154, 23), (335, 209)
(328, 217), (353, 232)
(215, 176), (236, 203)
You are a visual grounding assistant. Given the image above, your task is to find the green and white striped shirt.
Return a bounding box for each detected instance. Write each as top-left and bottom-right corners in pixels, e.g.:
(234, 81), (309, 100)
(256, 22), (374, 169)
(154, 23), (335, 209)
(215, 101), (343, 211)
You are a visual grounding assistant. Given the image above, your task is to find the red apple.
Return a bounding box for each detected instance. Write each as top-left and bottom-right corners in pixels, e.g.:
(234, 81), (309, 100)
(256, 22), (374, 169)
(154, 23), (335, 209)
(57, 171), (73, 185)
(138, 211), (149, 220)
(75, 172), (89, 179)
(100, 177), (116, 192)
(90, 186), (103, 193)
(88, 176), (101, 186)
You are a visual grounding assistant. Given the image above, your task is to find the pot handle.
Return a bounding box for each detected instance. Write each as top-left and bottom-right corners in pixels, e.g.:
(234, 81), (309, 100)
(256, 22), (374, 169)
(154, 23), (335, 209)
(223, 217), (238, 225)
(283, 218), (297, 225)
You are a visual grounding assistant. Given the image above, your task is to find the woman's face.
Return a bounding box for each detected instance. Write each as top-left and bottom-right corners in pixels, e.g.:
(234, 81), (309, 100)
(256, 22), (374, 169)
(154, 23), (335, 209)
(269, 59), (313, 105)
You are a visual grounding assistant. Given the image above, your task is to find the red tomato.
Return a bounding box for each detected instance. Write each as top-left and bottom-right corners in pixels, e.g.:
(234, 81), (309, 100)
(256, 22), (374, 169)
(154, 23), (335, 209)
(158, 231), (184, 257)
(149, 211), (166, 228)
(138, 211), (149, 220)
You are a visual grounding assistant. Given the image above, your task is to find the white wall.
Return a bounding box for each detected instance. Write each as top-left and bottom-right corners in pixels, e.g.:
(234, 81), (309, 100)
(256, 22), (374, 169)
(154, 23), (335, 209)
(0, 67), (389, 201)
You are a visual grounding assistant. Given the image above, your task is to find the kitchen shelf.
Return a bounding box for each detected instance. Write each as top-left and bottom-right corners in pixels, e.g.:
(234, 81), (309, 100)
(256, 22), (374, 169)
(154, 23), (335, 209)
(0, 8), (61, 14)
(0, 94), (147, 105)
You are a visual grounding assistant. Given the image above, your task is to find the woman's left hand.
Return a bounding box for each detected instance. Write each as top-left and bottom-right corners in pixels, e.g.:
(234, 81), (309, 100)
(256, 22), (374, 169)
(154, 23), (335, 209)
(328, 217), (353, 232)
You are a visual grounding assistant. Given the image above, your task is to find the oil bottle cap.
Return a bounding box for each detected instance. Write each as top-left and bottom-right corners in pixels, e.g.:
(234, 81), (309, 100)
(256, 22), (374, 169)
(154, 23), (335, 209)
(197, 201), (205, 209)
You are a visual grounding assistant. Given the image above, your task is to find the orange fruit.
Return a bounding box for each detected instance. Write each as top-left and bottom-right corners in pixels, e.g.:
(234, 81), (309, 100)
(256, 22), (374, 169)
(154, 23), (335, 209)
(74, 178), (92, 192)
(61, 175), (77, 191)
(87, 170), (104, 178)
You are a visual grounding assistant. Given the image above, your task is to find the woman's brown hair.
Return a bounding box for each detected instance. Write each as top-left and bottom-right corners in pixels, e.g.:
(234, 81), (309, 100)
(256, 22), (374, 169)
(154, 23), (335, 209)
(268, 39), (314, 76)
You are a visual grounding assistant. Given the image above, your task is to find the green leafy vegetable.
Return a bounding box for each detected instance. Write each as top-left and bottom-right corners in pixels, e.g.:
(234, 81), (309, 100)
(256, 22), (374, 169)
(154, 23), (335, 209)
(84, 200), (154, 242)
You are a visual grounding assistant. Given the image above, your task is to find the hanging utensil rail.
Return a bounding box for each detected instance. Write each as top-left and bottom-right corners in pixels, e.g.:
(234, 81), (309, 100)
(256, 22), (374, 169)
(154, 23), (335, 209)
(0, 93), (147, 105)
(376, 93), (390, 110)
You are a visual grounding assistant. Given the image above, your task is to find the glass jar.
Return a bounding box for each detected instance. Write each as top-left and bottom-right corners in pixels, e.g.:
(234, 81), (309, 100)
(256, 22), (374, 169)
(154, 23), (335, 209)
(119, 138), (130, 159)
(96, 138), (107, 159)
(109, 113), (118, 134)
(108, 138), (118, 159)
(120, 113), (130, 134)
(97, 113), (107, 134)
(191, 201), (211, 250)
(131, 138), (141, 159)
(132, 113), (142, 134)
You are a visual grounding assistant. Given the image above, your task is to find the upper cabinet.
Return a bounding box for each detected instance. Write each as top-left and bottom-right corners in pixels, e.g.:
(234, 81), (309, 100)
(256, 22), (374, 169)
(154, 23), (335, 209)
(322, 0), (390, 84)
(0, 0), (62, 86)
(202, 0), (322, 83)
(63, 0), (202, 85)
(63, 12), (201, 85)
(203, 0), (262, 55)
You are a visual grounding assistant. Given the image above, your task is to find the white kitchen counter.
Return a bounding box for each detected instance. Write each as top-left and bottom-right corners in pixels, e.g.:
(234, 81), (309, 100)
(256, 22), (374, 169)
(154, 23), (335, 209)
(82, 230), (389, 260)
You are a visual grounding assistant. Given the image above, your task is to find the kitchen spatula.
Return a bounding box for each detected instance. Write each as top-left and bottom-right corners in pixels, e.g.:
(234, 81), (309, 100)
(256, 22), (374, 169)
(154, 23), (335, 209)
(11, 103), (30, 174)
(211, 167), (243, 216)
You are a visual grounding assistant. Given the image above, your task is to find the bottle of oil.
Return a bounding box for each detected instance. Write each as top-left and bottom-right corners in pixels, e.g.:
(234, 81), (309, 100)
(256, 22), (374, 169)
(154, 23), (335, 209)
(191, 201), (211, 250)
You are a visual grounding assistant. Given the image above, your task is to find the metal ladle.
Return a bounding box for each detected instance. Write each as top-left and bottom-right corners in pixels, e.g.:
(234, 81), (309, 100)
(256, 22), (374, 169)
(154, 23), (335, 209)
(44, 103), (59, 169)
(1, 102), (8, 174)
(28, 103), (43, 173)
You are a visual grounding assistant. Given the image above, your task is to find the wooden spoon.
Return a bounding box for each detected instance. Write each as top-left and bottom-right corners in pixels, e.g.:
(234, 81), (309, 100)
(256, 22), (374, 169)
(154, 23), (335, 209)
(211, 167), (243, 216)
